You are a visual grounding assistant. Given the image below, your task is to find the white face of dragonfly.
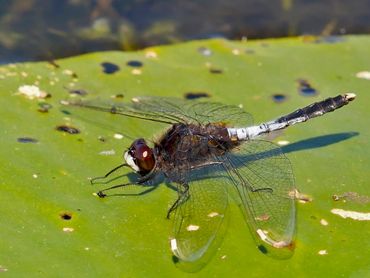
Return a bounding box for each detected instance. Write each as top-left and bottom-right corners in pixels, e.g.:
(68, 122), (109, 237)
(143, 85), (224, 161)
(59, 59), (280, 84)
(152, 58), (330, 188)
(124, 151), (140, 172)
(124, 138), (156, 176)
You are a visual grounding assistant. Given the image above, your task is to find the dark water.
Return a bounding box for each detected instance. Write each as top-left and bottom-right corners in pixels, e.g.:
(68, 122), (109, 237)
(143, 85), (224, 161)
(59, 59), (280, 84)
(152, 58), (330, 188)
(0, 0), (369, 63)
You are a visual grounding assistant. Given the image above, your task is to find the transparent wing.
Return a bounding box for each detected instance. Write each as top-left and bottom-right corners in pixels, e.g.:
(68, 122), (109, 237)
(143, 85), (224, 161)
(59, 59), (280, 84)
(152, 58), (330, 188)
(65, 97), (183, 125)
(66, 96), (252, 127)
(224, 140), (296, 256)
(133, 96), (253, 126)
(170, 162), (229, 269)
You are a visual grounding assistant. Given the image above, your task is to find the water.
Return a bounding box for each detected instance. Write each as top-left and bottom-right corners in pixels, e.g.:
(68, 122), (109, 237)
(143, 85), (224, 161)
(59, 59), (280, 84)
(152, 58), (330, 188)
(1, 0), (369, 62)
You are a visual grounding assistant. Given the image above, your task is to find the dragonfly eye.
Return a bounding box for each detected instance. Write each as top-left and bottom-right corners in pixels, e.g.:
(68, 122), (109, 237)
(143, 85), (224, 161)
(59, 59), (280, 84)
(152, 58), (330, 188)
(124, 138), (155, 175)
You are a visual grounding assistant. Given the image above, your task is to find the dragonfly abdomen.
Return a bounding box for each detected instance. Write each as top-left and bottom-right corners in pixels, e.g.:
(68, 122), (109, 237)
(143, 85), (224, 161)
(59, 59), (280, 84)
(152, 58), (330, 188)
(275, 93), (355, 124)
(227, 93), (356, 141)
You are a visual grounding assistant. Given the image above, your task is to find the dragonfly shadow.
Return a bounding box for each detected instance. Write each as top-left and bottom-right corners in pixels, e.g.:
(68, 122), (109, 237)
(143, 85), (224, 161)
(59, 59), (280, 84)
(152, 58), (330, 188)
(224, 131), (360, 182)
(280, 132), (359, 154)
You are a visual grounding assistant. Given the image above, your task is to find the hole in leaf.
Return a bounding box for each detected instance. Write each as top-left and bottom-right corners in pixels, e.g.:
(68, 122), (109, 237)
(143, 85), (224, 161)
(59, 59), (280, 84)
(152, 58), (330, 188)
(172, 255), (179, 263)
(101, 62), (120, 74)
(60, 212), (72, 220)
(298, 79), (318, 96)
(56, 125), (80, 134)
(113, 93), (124, 99)
(272, 94), (287, 103)
(17, 137), (38, 143)
(258, 245), (268, 254)
(126, 60), (143, 67)
(184, 92), (211, 100)
(209, 68), (223, 74)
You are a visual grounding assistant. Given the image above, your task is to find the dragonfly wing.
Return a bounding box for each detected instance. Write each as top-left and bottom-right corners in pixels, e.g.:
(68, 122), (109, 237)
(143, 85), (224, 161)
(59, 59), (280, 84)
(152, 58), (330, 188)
(65, 98), (183, 125)
(66, 96), (253, 126)
(133, 96), (253, 126)
(224, 140), (296, 256)
(170, 162), (229, 268)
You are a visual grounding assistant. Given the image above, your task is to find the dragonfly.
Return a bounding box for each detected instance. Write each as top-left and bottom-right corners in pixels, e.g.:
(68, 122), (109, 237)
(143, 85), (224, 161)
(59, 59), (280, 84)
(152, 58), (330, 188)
(67, 93), (355, 266)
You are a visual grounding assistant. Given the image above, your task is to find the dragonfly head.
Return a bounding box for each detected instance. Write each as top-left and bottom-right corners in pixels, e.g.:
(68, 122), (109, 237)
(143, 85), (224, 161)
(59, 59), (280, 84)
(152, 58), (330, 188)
(124, 138), (155, 176)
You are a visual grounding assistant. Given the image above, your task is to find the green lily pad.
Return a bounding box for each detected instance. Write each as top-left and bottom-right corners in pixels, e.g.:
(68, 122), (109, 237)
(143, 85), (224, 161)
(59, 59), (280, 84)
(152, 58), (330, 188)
(0, 35), (369, 277)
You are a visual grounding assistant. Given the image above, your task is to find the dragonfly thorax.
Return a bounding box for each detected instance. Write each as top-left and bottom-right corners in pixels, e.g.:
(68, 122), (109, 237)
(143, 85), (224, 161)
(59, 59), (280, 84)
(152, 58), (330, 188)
(124, 138), (155, 176)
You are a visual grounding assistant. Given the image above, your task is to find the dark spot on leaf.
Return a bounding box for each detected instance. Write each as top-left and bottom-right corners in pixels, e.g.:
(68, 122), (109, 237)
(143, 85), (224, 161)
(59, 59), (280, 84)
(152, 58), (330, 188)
(332, 195), (340, 201)
(184, 92), (211, 100)
(60, 212), (72, 220)
(126, 60), (143, 67)
(61, 110), (71, 115)
(172, 255), (179, 263)
(68, 89), (88, 96)
(98, 136), (106, 142)
(38, 102), (53, 113)
(258, 245), (268, 254)
(113, 93), (124, 99)
(17, 137), (38, 143)
(72, 72), (78, 78)
(298, 79), (318, 96)
(209, 68), (223, 74)
(48, 60), (60, 68)
(286, 241), (295, 251)
(197, 47), (212, 56)
(101, 62), (120, 74)
(272, 94), (287, 103)
(56, 125), (80, 134)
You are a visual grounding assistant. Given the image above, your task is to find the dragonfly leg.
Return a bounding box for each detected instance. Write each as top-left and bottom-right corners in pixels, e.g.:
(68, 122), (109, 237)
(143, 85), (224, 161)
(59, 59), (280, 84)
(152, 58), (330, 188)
(190, 161), (223, 170)
(90, 163), (129, 185)
(166, 183), (189, 219)
(96, 170), (155, 197)
(166, 162), (224, 218)
(97, 182), (135, 198)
